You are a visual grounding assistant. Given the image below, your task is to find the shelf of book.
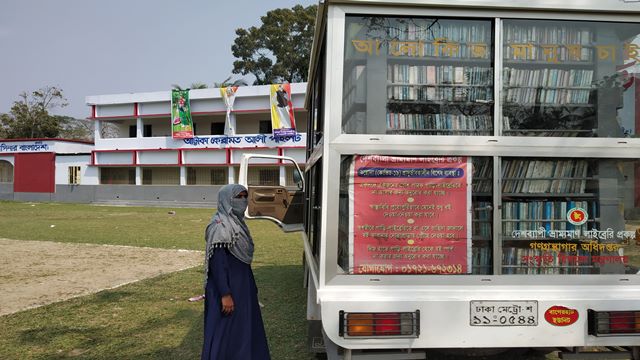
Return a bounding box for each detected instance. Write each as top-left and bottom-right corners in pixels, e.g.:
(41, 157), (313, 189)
(472, 246), (493, 275)
(503, 60), (594, 67)
(383, 62), (493, 134)
(501, 22), (600, 138)
(498, 157), (611, 274)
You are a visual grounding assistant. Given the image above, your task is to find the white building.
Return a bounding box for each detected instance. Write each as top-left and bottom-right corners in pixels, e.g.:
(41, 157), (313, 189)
(0, 139), (95, 202)
(0, 83), (307, 206)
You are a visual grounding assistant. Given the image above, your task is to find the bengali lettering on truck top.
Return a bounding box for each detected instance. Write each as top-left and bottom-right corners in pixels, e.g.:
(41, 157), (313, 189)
(350, 155), (472, 274)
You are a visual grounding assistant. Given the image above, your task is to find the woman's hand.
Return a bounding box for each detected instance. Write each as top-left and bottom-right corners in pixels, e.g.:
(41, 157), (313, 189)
(221, 294), (234, 315)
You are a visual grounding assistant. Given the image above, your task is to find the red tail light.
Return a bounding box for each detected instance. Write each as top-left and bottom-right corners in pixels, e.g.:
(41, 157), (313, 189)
(589, 310), (640, 336)
(375, 313), (401, 336)
(340, 311), (419, 338)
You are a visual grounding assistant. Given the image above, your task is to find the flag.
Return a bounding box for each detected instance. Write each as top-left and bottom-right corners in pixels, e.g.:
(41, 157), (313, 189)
(171, 89), (194, 139)
(270, 83), (296, 137)
(220, 86), (239, 135)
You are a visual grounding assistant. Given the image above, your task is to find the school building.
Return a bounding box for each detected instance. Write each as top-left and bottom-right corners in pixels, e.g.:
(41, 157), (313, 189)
(0, 83), (307, 206)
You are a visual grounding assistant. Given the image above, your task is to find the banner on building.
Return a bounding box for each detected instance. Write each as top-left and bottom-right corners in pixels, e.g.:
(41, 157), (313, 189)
(270, 83), (296, 137)
(349, 155), (472, 274)
(171, 89), (194, 139)
(220, 86), (239, 135)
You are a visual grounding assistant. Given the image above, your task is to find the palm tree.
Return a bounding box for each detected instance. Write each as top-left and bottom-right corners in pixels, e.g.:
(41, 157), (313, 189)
(171, 82), (209, 90)
(190, 82), (208, 89)
(213, 76), (248, 88)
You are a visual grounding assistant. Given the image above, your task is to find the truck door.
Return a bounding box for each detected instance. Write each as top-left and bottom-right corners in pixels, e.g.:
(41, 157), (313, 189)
(238, 154), (304, 232)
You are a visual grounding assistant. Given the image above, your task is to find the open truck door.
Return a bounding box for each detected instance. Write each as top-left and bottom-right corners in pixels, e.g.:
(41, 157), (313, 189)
(238, 154), (304, 232)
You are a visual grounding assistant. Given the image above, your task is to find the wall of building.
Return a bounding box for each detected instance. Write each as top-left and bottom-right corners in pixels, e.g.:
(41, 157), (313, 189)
(55, 155), (98, 185)
(0, 155), (14, 165)
(0, 184), (225, 207)
(0, 183), (13, 200)
(13, 152), (55, 193)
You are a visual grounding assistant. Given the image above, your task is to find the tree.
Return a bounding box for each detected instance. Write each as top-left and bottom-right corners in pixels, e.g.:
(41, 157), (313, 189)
(0, 86), (68, 139)
(231, 4), (317, 85)
(213, 76), (248, 88)
(56, 116), (94, 141)
(171, 82), (209, 90)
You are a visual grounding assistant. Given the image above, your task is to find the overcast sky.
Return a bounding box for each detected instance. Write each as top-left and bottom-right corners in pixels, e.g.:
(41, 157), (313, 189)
(0, 0), (317, 119)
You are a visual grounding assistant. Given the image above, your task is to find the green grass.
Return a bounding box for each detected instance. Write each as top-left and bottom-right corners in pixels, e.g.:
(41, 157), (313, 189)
(0, 201), (313, 360)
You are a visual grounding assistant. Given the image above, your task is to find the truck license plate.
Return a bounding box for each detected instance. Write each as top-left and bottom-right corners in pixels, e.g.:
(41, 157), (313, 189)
(470, 300), (538, 326)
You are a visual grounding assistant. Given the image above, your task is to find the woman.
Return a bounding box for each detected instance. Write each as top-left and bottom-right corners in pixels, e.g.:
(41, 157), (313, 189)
(202, 184), (270, 360)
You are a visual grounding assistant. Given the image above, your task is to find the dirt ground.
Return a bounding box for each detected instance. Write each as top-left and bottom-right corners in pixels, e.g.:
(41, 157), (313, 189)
(0, 238), (203, 316)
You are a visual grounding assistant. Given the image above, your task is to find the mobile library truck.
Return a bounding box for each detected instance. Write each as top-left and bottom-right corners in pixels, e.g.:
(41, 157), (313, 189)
(239, 0), (640, 358)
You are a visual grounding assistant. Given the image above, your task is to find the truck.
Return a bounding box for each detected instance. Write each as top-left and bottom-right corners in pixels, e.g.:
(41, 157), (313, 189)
(240, 1), (640, 358)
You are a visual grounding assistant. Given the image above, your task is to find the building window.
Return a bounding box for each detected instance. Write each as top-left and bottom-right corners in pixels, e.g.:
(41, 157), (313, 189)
(142, 167), (180, 185)
(247, 166), (279, 186)
(68, 166), (81, 184)
(0, 160), (13, 183)
(129, 125), (136, 138)
(143, 124), (152, 137)
(259, 120), (272, 134)
(100, 167), (135, 185)
(211, 168), (227, 184)
(187, 167), (228, 185)
(211, 122), (225, 135)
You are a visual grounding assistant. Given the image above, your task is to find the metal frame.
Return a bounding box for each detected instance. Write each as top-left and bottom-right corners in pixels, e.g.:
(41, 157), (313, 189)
(319, 2), (640, 288)
(293, 0), (640, 353)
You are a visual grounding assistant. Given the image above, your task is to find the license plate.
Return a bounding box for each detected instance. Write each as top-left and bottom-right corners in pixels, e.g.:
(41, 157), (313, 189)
(470, 300), (538, 326)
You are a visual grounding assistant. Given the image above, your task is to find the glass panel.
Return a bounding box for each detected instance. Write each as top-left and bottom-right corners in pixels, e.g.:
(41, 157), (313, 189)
(338, 155), (493, 275)
(501, 158), (640, 275)
(306, 161), (323, 262)
(247, 166), (279, 186)
(285, 165), (305, 187)
(309, 38), (325, 152)
(343, 16), (494, 135)
(502, 19), (640, 138)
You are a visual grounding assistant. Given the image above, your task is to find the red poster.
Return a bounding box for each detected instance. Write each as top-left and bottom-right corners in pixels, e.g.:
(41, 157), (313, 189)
(350, 155), (471, 274)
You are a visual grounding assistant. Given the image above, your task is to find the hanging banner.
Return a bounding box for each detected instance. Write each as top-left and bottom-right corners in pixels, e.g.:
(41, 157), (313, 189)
(270, 83), (296, 137)
(171, 89), (194, 139)
(220, 86), (239, 135)
(349, 155), (472, 274)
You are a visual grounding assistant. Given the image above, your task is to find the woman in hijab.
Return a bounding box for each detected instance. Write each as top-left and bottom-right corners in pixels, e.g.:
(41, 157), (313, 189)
(201, 184), (270, 360)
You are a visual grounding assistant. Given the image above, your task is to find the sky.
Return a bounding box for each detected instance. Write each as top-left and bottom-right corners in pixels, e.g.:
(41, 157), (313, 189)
(0, 0), (317, 119)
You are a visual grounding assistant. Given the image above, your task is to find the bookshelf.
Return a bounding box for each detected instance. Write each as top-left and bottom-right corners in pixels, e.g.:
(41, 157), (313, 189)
(472, 158), (493, 274)
(342, 17), (494, 135)
(340, 15), (637, 276)
(500, 158), (605, 274)
(502, 21), (600, 137)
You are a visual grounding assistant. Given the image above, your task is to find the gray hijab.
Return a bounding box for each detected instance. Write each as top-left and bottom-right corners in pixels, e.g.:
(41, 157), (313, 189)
(204, 184), (254, 286)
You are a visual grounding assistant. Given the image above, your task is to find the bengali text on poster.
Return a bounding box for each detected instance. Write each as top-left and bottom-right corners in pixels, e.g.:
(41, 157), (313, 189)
(351, 155), (471, 274)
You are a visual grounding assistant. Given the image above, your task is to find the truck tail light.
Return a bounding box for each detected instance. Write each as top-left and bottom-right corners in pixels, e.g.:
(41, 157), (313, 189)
(588, 310), (640, 336)
(339, 310), (419, 338)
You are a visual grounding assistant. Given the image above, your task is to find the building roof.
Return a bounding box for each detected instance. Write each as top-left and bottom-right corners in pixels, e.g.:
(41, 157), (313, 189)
(86, 83), (307, 106)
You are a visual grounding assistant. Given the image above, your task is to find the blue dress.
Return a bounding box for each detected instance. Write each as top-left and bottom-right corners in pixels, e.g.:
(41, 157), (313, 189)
(202, 248), (271, 360)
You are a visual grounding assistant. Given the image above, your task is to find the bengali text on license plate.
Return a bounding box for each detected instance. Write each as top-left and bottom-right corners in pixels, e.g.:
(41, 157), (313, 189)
(470, 300), (538, 326)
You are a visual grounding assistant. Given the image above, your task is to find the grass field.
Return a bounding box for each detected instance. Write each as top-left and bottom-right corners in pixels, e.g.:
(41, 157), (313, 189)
(0, 201), (314, 360)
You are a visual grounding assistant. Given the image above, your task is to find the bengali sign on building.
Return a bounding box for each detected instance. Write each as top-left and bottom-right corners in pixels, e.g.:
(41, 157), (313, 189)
(0, 141), (51, 153)
(180, 133), (304, 148)
(350, 155), (472, 274)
